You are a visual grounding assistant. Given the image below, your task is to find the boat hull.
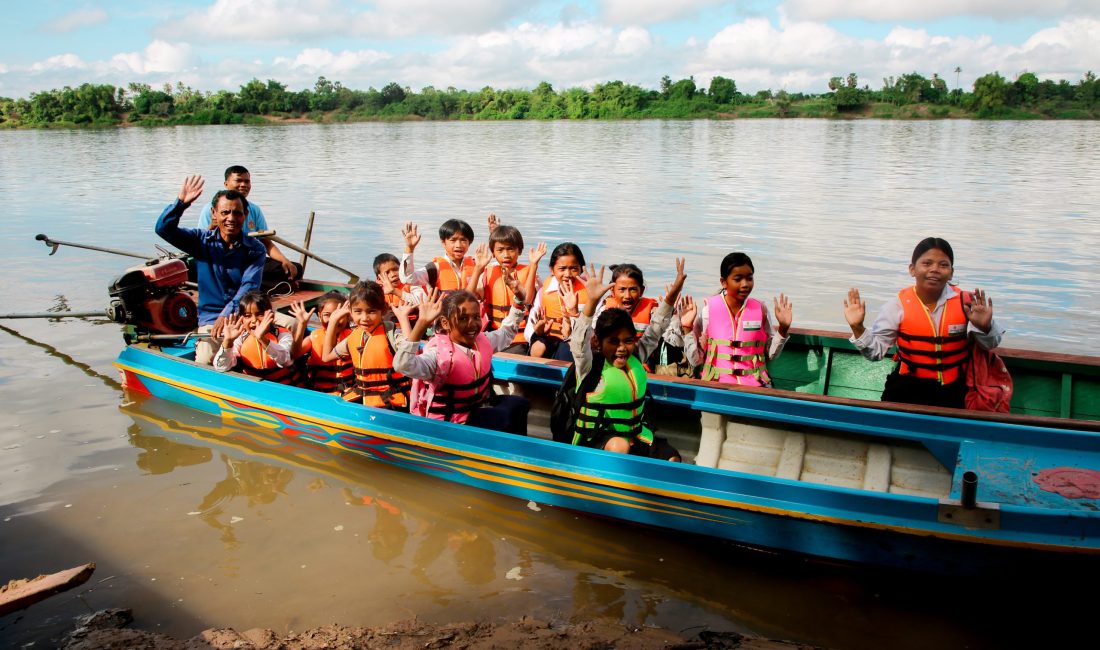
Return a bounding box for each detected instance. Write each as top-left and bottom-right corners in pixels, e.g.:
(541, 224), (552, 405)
(115, 344), (1100, 574)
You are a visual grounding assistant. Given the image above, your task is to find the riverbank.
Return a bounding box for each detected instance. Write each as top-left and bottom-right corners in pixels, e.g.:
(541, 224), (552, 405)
(62, 611), (817, 649)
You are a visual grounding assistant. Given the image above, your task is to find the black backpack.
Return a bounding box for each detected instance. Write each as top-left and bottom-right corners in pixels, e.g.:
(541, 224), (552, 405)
(549, 356), (606, 444)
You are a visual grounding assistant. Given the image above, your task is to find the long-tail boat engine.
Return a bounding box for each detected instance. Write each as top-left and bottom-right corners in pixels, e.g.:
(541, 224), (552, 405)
(107, 258), (197, 334)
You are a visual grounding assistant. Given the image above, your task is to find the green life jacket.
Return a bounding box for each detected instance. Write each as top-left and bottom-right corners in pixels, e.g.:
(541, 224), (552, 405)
(573, 355), (654, 446)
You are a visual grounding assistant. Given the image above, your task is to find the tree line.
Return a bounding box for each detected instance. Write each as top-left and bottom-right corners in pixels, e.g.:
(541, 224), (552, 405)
(2, 70), (1097, 127)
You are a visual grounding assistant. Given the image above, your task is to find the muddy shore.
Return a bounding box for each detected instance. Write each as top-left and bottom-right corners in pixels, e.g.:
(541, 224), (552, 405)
(60, 610), (817, 649)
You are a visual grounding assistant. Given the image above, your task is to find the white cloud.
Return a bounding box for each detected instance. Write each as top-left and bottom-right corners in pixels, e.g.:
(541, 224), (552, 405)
(273, 48), (391, 74)
(42, 8), (109, 33)
(29, 54), (88, 73)
(781, 0), (1100, 22)
(599, 0), (726, 26)
(161, 0), (532, 41)
(692, 16), (1100, 92)
(107, 41), (197, 75)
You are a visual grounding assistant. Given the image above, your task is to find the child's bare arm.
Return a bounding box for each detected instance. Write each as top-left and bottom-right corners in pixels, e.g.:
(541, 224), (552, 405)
(522, 243), (545, 306)
(467, 243), (492, 298)
(582, 264), (614, 317)
(321, 301), (350, 363)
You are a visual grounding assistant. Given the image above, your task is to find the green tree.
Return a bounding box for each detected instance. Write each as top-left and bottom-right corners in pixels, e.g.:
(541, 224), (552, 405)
(772, 90), (791, 117)
(972, 72), (1009, 115)
(380, 82), (406, 105)
(707, 76), (737, 104)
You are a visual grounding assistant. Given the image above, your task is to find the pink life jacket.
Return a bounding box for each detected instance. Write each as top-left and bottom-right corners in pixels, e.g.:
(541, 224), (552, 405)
(701, 294), (770, 387)
(409, 332), (494, 423)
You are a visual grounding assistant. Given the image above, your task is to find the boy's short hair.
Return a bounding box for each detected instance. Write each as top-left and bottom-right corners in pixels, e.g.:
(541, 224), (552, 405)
(439, 219), (474, 241)
(348, 280), (386, 310)
(489, 225), (524, 250)
(373, 253), (399, 276)
(224, 165), (250, 180)
(238, 290), (272, 314)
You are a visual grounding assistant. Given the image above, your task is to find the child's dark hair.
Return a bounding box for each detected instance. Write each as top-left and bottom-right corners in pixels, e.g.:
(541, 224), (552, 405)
(489, 225), (524, 250)
(594, 308), (636, 343)
(318, 290), (346, 309)
(224, 165), (249, 179)
(210, 189), (249, 214)
(911, 237), (954, 265)
(610, 263), (644, 288)
(719, 252), (754, 277)
(439, 219), (474, 241)
(373, 253), (399, 276)
(549, 242), (585, 268)
(238, 290), (272, 314)
(438, 290), (479, 333)
(348, 281), (386, 310)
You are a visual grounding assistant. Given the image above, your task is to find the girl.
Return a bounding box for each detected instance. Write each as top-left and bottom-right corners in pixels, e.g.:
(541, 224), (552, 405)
(595, 263), (695, 373)
(393, 284), (530, 435)
(526, 242), (586, 360)
(214, 290), (308, 386)
(467, 223), (547, 354)
(685, 252), (793, 387)
(298, 290), (354, 394)
(843, 237), (1001, 409)
(322, 281), (410, 410)
(566, 260), (688, 461)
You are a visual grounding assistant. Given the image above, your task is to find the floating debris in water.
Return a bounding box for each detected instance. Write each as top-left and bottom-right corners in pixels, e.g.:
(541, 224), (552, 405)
(229, 516), (243, 524)
(505, 567), (523, 580)
(527, 501), (541, 512)
(334, 525), (344, 531)
(64, 504), (73, 508)
(50, 429), (61, 434)
(187, 511), (202, 516)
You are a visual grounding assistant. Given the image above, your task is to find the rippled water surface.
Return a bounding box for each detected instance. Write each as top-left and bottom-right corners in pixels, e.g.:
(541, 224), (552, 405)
(1, 120), (1098, 648)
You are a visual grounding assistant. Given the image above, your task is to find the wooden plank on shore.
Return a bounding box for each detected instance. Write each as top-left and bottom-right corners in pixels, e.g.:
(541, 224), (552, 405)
(0, 562), (95, 616)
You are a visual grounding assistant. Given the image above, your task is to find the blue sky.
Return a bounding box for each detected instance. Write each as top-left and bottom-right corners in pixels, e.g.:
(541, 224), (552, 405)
(1, 1), (1097, 98)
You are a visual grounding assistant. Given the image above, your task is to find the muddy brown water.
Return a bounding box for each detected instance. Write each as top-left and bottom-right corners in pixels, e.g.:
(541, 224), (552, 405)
(2, 121), (1099, 648)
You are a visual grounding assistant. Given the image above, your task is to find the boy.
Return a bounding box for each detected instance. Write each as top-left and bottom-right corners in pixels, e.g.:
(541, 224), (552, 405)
(467, 222), (545, 354)
(398, 219), (478, 293)
(374, 253), (426, 314)
(198, 165), (301, 290)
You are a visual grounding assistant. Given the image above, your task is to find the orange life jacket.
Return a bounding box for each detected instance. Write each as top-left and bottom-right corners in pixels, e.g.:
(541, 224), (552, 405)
(385, 282), (417, 323)
(432, 256), (477, 293)
(602, 296), (658, 339)
(237, 327), (302, 386)
(343, 322), (410, 409)
(484, 264), (531, 344)
(539, 276), (588, 339)
(305, 327), (354, 394)
(895, 286), (970, 385)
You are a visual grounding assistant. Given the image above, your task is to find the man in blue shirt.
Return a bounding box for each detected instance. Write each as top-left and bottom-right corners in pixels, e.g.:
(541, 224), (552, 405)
(197, 165), (300, 289)
(156, 175), (266, 365)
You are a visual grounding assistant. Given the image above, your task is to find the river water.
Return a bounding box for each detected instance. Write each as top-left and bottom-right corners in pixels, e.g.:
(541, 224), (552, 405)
(1, 120), (1098, 648)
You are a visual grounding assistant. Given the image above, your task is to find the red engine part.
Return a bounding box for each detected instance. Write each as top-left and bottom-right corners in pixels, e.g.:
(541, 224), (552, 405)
(141, 290), (197, 334)
(141, 259), (190, 289)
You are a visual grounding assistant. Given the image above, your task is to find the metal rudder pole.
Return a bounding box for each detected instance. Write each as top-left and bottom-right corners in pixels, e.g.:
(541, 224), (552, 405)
(249, 230), (358, 283)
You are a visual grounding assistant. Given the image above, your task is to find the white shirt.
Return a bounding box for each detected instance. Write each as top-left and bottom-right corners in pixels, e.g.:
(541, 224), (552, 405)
(213, 328), (294, 373)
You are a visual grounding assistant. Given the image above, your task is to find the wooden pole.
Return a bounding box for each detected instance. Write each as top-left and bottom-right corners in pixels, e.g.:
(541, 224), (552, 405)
(299, 211), (316, 275)
(249, 230), (358, 283)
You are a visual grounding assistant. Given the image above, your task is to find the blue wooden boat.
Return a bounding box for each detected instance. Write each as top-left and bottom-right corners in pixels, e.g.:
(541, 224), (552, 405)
(114, 329), (1100, 574)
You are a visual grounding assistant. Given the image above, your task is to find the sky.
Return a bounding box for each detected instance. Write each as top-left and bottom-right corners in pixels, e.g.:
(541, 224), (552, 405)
(1, 1), (1098, 99)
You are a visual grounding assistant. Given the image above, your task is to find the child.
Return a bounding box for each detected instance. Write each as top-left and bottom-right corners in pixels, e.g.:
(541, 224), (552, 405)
(843, 237), (1002, 409)
(321, 281), (410, 410)
(393, 286), (530, 435)
(374, 253), (425, 314)
(566, 260), (688, 461)
(213, 290), (307, 386)
(685, 252), (792, 387)
(297, 290), (354, 394)
(595, 263), (695, 372)
(526, 242), (587, 360)
(399, 219), (478, 293)
(467, 223), (546, 354)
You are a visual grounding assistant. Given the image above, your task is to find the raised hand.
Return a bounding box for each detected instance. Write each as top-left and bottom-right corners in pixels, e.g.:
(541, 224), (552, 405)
(473, 242), (493, 269)
(418, 288), (444, 325)
(560, 276), (579, 316)
(664, 257), (688, 306)
(531, 316), (549, 336)
(528, 242), (547, 266)
(289, 300), (315, 327)
(221, 314), (244, 344)
(679, 295), (698, 331)
(773, 293), (793, 337)
(584, 263), (613, 301)
(330, 300), (352, 329)
(843, 287), (866, 337)
(964, 288), (994, 333)
(378, 270), (397, 296)
(502, 267), (526, 304)
(487, 213), (499, 233)
(401, 221), (421, 253)
(179, 175), (205, 205)
(255, 310), (275, 337)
